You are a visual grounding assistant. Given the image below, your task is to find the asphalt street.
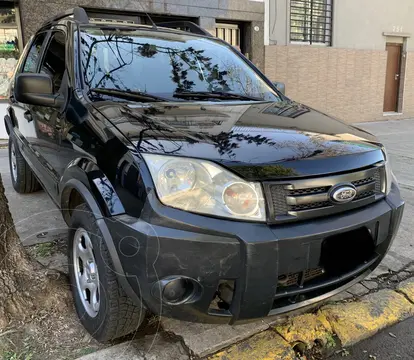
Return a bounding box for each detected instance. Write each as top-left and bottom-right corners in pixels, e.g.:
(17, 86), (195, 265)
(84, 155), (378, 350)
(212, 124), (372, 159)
(359, 120), (414, 273)
(330, 317), (414, 360)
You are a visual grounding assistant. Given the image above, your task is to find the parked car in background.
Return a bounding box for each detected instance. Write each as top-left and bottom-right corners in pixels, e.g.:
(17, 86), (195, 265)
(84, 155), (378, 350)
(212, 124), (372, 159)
(4, 8), (404, 341)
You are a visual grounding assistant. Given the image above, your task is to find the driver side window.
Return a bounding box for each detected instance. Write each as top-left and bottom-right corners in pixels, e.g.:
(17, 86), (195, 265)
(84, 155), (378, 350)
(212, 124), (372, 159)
(22, 33), (47, 73)
(40, 31), (66, 92)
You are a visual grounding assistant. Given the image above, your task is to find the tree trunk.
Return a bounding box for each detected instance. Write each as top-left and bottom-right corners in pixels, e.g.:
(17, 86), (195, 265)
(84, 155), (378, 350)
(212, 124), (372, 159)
(0, 174), (69, 329)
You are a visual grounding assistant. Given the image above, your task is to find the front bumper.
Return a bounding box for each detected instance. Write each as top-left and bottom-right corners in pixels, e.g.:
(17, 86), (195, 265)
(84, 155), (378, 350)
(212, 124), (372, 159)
(105, 181), (404, 324)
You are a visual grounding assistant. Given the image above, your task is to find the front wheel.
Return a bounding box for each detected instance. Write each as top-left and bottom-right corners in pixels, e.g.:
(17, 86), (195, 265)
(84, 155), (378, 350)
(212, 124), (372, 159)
(68, 204), (145, 342)
(9, 136), (41, 193)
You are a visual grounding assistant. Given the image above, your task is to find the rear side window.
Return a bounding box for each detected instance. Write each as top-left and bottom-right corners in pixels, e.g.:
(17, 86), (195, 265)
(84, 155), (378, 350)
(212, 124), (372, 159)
(40, 31), (66, 91)
(22, 33), (46, 73)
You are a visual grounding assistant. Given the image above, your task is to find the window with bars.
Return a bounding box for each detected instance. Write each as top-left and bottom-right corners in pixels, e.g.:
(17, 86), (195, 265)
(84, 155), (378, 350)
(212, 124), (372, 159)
(290, 0), (333, 45)
(215, 23), (241, 51)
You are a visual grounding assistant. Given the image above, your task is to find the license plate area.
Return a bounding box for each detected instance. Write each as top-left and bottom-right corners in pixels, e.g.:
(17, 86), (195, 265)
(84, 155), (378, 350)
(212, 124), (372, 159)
(274, 227), (378, 307)
(320, 227), (375, 276)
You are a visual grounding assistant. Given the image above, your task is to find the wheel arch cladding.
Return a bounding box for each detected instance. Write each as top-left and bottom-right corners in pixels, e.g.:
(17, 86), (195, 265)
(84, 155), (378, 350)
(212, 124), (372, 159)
(4, 116), (10, 135)
(61, 174), (143, 307)
(60, 157), (125, 224)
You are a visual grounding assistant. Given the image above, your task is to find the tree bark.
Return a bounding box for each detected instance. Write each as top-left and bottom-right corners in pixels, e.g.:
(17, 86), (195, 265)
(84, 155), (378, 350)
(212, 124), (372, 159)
(0, 174), (69, 329)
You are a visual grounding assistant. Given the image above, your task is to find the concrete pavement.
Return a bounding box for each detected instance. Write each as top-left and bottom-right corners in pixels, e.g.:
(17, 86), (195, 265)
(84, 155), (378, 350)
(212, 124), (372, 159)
(0, 147), (67, 246)
(1, 118), (414, 359)
(75, 334), (189, 360)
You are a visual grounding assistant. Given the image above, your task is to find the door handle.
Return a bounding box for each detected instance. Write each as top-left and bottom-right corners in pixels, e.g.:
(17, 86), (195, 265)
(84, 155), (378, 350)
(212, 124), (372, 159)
(24, 111), (33, 122)
(395, 74), (400, 80)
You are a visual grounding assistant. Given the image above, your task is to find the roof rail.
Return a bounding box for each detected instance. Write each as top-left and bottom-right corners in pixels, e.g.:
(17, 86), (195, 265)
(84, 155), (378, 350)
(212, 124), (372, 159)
(41, 7), (89, 27)
(156, 21), (213, 37)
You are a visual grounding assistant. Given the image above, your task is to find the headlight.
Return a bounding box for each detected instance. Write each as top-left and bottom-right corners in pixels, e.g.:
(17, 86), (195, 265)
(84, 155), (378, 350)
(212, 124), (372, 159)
(142, 154), (266, 221)
(382, 147), (395, 195)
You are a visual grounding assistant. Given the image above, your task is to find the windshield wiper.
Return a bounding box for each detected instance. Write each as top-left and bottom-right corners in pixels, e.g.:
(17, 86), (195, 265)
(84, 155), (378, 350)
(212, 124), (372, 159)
(173, 91), (261, 101)
(89, 88), (168, 102)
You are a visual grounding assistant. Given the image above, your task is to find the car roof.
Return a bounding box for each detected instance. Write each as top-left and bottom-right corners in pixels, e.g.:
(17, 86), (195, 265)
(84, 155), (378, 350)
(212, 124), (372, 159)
(40, 7), (215, 42)
(78, 22), (218, 43)
(41, 7), (213, 39)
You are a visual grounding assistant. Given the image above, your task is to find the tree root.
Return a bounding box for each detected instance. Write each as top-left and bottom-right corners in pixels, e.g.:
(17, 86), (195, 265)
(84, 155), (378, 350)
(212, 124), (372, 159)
(0, 268), (71, 331)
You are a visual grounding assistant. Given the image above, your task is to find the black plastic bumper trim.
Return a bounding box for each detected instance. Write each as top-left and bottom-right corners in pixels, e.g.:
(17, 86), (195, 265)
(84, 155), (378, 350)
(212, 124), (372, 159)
(274, 254), (379, 299)
(268, 269), (371, 316)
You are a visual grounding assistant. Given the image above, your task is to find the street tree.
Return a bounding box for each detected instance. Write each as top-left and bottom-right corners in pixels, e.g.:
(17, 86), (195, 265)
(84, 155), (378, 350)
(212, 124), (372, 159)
(0, 174), (69, 330)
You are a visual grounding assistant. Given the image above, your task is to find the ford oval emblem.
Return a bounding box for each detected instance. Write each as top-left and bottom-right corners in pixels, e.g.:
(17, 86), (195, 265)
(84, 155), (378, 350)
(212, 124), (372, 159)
(330, 184), (357, 204)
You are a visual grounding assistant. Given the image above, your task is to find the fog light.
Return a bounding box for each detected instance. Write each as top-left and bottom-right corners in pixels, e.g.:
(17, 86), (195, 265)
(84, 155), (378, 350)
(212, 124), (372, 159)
(151, 276), (202, 305)
(163, 278), (191, 303)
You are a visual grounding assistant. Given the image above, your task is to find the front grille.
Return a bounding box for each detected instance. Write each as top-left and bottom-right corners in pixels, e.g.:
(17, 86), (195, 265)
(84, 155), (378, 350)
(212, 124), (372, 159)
(355, 190), (375, 200)
(352, 176), (375, 186)
(289, 187), (330, 195)
(290, 201), (332, 212)
(270, 185), (289, 215)
(266, 165), (385, 223)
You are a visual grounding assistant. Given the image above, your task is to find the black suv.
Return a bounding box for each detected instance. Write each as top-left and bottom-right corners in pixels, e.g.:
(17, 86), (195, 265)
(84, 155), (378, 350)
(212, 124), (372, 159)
(5, 8), (404, 341)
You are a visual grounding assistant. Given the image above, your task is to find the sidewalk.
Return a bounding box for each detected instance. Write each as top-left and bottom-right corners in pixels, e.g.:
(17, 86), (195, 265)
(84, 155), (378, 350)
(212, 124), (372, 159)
(76, 334), (189, 360)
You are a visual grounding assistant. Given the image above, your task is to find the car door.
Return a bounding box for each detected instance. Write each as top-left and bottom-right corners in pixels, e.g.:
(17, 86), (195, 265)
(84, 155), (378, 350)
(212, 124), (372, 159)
(10, 31), (52, 189)
(28, 29), (68, 202)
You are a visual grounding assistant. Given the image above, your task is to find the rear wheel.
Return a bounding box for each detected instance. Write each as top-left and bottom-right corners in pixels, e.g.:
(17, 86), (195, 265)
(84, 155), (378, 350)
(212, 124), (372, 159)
(68, 203), (145, 342)
(8, 136), (41, 193)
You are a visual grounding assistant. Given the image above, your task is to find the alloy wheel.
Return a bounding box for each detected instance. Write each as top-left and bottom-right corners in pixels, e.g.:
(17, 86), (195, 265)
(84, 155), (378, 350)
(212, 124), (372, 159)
(73, 228), (100, 317)
(10, 142), (17, 181)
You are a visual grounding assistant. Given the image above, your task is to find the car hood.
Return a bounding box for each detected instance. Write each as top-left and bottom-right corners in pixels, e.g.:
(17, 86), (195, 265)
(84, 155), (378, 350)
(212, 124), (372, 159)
(94, 100), (384, 180)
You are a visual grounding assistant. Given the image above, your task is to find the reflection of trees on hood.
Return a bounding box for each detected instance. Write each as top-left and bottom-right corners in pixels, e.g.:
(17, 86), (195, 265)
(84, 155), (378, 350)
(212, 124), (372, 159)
(237, 164), (297, 178)
(212, 131), (278, 158)
(120, 103), (358, 161)
(120, 107), (199, 155)
(210, 130), (358, 160)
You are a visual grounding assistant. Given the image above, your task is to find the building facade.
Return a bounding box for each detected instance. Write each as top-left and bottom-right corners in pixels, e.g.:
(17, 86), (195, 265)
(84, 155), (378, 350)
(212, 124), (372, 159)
(265, 0), (414, 123)
(17, 0), (265, 68)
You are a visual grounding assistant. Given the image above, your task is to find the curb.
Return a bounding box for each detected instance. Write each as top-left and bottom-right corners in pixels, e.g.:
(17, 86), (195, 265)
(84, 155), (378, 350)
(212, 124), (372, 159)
(208, 277), (414, 360)
(75, 334), (189, 360)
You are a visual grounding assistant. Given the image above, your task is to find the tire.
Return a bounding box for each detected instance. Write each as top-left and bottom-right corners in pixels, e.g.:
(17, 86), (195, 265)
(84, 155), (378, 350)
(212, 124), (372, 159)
(68, 203), (145, 342)
(8, 136), (42, 193)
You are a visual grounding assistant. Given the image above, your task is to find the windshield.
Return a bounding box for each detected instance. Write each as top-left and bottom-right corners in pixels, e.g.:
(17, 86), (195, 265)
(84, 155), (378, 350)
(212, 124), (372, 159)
(80, 28), (281, 102)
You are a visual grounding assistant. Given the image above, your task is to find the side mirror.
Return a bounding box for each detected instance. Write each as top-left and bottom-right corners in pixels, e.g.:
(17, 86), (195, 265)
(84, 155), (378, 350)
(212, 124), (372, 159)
(14, 73), (64, 108)
(273, 81), (286, 95)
